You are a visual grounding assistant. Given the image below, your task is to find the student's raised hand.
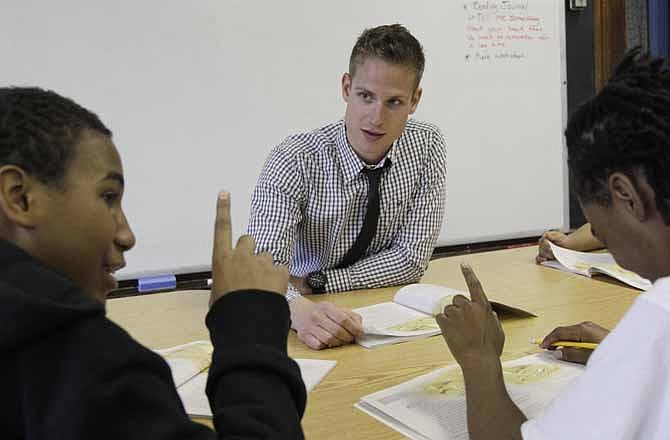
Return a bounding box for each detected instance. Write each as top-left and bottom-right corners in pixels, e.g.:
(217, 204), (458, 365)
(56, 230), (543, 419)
(436, 263), (505, 369)
(536, 230), (568, 263)
(289, 296), (363, 350)
(210, 192), (289, 306)
(540, 321), (609, 365)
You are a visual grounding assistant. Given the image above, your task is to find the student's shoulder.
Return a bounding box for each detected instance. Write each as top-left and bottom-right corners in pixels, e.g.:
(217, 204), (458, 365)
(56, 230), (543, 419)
(67, 313), (171, 379)
(640, 277), (670, 314)
(14, 307), (171, 395)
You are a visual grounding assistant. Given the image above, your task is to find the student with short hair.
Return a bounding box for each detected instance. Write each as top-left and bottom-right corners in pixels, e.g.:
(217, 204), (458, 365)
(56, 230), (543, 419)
(436, 49), (670, 439)
(0, 87), (305, 439)
(248, 24), (447, 350)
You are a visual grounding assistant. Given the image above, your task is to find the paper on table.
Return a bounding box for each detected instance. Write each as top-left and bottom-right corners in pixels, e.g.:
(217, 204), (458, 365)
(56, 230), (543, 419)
(158, 341), (337, 417)
(356, 352), (583, 440)
(155, 340), (212, 387)
(394, 284), (466, 315)
(359, 302), (441, 337)
(176, 372), (210, 417)
(354, 283), (534, 349)
(174, 359), (337, 417)
(357, 285), (465, 336)
(297, 358), (338, 392)
(543, 241), (652, 291)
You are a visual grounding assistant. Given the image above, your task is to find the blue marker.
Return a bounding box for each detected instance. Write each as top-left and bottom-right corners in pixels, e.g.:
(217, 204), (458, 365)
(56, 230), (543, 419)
(138, 274), (177, 293)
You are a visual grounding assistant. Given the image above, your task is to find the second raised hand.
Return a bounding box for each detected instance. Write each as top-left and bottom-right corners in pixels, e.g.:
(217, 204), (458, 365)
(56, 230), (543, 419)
(210, 191), (289, 306)
(460, 263), (492, 308)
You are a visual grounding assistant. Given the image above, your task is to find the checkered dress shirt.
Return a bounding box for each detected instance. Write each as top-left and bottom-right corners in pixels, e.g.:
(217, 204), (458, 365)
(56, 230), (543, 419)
(247, 119), (446, 296)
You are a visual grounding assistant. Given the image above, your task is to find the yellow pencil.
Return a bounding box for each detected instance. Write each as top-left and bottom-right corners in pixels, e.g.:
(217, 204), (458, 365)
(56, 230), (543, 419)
(530, 339), (598, 350)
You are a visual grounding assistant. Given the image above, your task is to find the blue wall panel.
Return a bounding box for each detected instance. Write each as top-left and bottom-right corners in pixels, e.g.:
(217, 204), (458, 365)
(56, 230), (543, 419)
(649, 0), (669, 56)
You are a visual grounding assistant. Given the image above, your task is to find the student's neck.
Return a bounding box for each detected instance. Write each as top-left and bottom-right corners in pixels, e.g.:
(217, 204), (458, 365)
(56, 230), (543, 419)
(636, 224), (670, 282)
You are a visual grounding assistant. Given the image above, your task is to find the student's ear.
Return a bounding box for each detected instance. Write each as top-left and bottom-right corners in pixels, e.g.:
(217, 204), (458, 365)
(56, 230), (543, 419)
(409, 87), (422, 114)
(0, 165), (39, 229)
(341, 73), (352, 102)
(608, 171), (654, 222)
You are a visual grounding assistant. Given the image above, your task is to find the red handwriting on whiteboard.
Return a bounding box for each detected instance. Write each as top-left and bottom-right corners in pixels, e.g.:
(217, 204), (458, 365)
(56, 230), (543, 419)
(463, 0), (551, 62)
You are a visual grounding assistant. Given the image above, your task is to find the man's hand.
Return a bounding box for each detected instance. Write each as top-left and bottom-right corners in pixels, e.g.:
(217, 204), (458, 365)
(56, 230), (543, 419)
(210, 192), (289, 306)
(289, 296), (364, 350)
(536, 230), (568, 263)
(540, 321), (609, 364)
(436, 263), (505, 370)
(289, 275), (313, 294)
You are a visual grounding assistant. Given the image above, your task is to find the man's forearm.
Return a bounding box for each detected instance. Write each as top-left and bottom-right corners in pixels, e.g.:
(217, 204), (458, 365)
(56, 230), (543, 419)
(462, 359), (527, 440)
(324, 246), (426, 292)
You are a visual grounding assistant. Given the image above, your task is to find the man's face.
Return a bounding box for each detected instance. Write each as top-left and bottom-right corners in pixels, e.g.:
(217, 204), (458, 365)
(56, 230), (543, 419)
(342, 57), (422, 164)
(32, 130), (135, 302)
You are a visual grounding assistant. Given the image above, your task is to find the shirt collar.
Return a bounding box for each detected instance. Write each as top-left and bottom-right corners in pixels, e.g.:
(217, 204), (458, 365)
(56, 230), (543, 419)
(336, 120), (396, 183)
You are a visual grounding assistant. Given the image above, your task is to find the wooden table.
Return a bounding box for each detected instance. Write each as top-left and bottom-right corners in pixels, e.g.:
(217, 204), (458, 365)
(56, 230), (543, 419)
(107, 246), (640, 439)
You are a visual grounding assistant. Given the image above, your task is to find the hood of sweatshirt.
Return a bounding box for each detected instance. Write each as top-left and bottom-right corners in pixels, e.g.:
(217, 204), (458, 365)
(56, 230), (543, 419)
(0, 240), (103, 350)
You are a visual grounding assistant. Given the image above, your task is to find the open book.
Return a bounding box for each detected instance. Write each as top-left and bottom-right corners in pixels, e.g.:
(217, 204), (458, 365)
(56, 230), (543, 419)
(542, 242), (652, 291)
(355, 352), (584, 440)
(354, 284), (535, 349)
(156, 341), (337, 417)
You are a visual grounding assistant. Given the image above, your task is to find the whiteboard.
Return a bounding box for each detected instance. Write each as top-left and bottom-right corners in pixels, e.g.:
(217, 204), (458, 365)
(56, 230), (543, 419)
(1, 0), (568, 279)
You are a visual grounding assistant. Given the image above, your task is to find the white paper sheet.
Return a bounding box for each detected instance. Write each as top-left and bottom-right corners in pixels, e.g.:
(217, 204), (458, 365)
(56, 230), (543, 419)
(356, 352), (583, 439)
(394, 284), (468, 315)
(353, 284), (469, 348)
(155, 340), (212, 387)
(357, 302), (440, 337)
(158, 341), (337, 417)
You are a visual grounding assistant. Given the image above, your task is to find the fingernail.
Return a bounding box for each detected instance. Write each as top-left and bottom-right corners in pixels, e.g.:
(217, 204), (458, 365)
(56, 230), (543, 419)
(552, 350), (563, 361)
(461, 263), (471, 270)
(219, 191), (229, 200)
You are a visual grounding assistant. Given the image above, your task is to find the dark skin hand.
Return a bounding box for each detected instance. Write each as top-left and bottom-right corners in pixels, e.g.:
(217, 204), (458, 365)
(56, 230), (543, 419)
(209, 192), (289, 307)
(436, 264), (526, 440)
(540, 321), (609, 364)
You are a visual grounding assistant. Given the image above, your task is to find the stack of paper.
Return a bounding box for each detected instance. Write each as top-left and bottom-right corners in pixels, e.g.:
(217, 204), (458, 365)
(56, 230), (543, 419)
(157, 340), (337, 417)
(355, 352), (583, 439)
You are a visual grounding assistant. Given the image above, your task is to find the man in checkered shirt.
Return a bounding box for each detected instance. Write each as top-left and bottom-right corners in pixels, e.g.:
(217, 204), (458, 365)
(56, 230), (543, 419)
(248, 24), (446, 350)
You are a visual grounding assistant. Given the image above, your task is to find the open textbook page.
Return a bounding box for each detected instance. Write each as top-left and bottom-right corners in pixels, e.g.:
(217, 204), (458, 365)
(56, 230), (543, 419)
(355, 284), (535, 349)
(354, 284), (463, 348)
(157, 341), (337, 417)
(156, 340), (213, 387)
(542, 241), (651, 291)
(356, 352), (583, 440)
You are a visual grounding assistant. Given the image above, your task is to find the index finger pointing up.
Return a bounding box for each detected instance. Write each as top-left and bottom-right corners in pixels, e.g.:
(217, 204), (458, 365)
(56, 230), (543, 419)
(214, 191), (233, 255)
(460, 263), (491, 308)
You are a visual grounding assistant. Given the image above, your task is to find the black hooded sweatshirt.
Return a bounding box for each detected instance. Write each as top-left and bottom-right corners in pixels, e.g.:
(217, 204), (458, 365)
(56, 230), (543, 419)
(0, 240), (305, 439)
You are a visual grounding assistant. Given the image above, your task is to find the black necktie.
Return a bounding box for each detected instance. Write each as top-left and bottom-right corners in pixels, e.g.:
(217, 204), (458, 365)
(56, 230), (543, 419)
(338, 162), (389, 268)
